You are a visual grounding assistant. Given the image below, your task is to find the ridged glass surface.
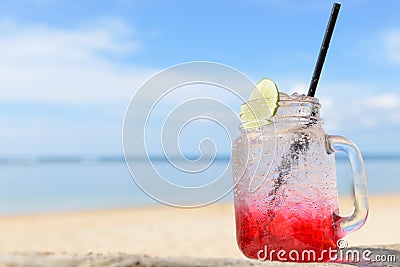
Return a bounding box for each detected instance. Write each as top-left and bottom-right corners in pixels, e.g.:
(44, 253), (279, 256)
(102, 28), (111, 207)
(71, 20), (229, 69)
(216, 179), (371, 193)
(232, 95), (342, 262)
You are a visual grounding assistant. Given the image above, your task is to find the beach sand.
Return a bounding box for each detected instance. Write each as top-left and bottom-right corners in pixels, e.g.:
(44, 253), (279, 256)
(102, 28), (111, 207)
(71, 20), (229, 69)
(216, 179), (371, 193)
(0, 195), (398, 259)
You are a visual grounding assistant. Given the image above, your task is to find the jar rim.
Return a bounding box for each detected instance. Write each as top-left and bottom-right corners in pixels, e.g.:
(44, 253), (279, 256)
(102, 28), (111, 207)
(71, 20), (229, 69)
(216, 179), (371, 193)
(239, 94), (322, 130)
(244, 94), (320, 107)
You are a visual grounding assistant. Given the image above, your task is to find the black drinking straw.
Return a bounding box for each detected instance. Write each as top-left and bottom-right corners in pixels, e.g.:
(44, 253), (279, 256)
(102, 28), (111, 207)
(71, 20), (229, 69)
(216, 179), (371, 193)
(307, 3), (341, 97)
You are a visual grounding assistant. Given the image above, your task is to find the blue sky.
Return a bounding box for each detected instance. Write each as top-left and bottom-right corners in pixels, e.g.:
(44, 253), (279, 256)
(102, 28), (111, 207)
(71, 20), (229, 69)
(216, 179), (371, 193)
(1, 0), (400, 157)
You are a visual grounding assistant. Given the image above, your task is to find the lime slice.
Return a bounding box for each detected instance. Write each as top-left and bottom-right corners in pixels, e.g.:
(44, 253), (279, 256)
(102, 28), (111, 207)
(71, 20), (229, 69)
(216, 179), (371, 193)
(248, 78), (279, 102)
(240, 78), (279, 129)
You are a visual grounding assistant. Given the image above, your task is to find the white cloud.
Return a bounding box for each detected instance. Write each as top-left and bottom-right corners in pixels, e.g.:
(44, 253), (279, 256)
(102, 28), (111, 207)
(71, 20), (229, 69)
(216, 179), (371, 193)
(391, 112), (400, 123)
(0, 19), (157, 104)
(383, 29), (400, 64)
(358, 93), (400, 129)
(1, 19), (399, 155)
(0, 19), (163, 155)
(363, 93), (400, 110)
(283, 80), (400, 134)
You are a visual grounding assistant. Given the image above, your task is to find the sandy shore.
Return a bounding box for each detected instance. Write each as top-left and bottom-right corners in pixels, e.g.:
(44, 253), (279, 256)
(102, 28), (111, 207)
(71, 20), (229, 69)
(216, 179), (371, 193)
(0, 195), (398, 259)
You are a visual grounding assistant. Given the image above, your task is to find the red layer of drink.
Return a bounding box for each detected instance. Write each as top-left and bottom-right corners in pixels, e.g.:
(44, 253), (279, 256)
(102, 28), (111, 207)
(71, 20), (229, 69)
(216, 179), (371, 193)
(235, 204), (342, 262)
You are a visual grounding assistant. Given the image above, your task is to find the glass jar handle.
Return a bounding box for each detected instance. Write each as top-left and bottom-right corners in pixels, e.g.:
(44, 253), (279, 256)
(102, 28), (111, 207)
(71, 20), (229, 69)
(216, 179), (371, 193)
(326, 135), (369, 235)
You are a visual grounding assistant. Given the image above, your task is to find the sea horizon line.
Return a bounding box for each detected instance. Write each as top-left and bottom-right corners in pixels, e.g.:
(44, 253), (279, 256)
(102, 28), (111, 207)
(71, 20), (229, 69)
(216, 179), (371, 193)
(0, 153), (399, 165)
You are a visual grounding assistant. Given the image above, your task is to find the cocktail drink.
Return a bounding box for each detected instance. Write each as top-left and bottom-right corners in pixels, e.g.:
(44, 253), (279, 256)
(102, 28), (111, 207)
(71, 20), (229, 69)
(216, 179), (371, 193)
(232, 90), (368, 262)
(231, 3), (367, 262)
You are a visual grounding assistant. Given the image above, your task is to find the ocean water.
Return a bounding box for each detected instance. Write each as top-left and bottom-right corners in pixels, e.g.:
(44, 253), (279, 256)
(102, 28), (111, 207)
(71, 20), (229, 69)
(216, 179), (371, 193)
(0, 157), (398, 215)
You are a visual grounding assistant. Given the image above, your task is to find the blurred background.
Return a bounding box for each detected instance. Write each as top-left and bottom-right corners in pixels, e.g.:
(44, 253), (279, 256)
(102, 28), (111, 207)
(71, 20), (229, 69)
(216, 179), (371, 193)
(0, 0), (399, 214)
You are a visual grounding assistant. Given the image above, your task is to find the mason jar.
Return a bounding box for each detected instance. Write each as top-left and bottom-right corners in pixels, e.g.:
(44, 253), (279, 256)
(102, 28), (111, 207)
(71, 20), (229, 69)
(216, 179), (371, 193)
(232, 93), (368, 262)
